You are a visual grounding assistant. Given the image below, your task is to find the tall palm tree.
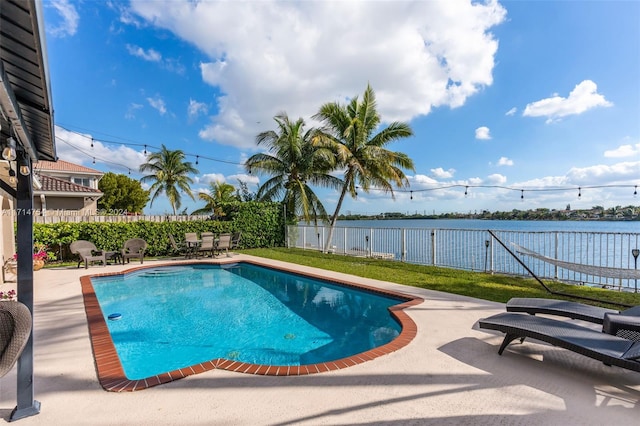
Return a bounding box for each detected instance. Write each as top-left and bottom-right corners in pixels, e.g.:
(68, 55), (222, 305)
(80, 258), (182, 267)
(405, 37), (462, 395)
(314, 84), (415, 252)
(245, 112), (343, 224)
(139, 144), (199, 215)
(192, 181), (238, 217)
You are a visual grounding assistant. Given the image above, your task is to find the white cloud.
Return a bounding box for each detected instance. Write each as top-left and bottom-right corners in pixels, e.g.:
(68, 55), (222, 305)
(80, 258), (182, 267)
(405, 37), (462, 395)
(187, 99), (208, 122)
(128, 0), (507, 149)
(410, 174), (440, 187)
(566, 161), (640, 185)
(475, 126), (491, 140)
(228, 173), (259, 186)
(485, 173), (507, 185)
(523, 80), (613, 123)
(126, 44), (162, 62)
(497, 156), (513, 166)
(147, 96), (167, 115)
(505, 107), (517, 116)
(125, 103), (143, 119)
(53, 126), (147, 173)
(46, 0), (79, 37)
(604, 142), (640, 158)
(196, 173), (226, 185)
(430, 167), (456, 179)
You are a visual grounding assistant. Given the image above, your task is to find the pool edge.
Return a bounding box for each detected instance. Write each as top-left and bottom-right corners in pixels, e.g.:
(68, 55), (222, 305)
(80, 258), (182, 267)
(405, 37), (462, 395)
(80, 259), (423, 392)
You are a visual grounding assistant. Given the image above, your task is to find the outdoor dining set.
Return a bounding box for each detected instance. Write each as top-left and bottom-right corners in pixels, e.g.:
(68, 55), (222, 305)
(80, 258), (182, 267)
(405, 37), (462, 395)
(68, 232), (241, 269)
(169, 232), (240, 259)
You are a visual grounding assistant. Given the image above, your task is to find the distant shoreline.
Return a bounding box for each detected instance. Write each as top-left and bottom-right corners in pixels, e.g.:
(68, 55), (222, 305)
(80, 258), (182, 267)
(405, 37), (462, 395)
(338, 207), (640, 222)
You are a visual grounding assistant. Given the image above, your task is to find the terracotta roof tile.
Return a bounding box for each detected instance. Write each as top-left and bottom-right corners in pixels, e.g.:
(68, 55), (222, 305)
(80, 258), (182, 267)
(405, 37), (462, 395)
(34, 159), (103, 175)
(36, 175), (102, 194)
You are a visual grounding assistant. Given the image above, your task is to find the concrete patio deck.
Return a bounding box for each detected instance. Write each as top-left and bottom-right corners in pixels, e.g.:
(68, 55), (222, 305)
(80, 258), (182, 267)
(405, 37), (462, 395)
(1, 254), (639, 425)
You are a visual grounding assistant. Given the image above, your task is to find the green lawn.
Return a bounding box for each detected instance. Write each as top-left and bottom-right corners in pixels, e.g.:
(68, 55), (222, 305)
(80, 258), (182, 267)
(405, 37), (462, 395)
(243, 247), (640, 309)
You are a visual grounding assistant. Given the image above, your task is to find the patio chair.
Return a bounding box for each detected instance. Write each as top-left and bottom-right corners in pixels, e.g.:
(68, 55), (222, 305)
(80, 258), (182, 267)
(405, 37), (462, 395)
(121, 238), (147, 264)
(505, 297), (640, 325)
(215, 233), (232, 257)
(478, 311), (640, 372)
(184, 232), (200, 259)
(168, 234), (188, 257)
(0, 301), (32, 377)
(198, 235), (216, 257)
(231, 232), (242, 250)
(70, 240), (107, 269)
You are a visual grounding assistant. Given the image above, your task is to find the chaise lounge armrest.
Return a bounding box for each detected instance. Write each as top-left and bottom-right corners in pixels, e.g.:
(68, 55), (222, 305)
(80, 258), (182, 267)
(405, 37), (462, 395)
(603, 312), (640, 341)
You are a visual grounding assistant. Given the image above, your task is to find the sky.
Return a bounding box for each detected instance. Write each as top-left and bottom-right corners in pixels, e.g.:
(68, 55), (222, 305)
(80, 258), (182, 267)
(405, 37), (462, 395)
(42, 0), (640, 216)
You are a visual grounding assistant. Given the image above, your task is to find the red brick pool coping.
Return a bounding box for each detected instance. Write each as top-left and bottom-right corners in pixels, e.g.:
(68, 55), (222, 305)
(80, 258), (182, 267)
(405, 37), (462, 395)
(79, 259), (423, 392)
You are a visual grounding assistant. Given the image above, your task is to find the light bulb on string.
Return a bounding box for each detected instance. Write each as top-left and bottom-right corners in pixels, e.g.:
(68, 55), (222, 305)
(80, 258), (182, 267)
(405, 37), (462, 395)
(2, 137), (17, 161)
(8, 165), (16, 184)
(634, 185), (637, 196)
(578, 187), (581, 198)
(90, 138), (94, 148)
(144, 145), (147, 155)
(464, 186), (468, 197)
(92, 157), (95, 164)
(196, 155), (199, 165)
(410, 190), (413, 200)
(520, 189), (524, 200)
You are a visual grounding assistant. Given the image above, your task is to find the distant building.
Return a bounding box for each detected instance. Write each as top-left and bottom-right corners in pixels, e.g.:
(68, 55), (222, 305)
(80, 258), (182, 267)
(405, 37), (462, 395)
(33, 160), (103, 215)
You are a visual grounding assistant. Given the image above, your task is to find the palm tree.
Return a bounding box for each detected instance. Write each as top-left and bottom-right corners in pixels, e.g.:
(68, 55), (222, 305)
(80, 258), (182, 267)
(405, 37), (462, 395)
(314, 84), (415, 252)
(192, 181), (238, 217)
(245, 112), (343, 224)
(139, 144), (199, 214)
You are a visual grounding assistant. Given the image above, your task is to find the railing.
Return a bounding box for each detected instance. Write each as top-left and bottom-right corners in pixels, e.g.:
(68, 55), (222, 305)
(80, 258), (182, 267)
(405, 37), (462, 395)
(288, 225), (640, 292)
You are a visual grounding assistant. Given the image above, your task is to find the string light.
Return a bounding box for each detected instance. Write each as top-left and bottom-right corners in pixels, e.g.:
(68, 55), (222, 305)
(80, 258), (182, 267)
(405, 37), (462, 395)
(52, 125), (639, 203)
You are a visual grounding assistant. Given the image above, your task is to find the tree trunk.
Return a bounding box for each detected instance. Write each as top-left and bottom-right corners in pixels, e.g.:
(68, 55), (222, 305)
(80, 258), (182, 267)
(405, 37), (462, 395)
(323, 184), (349, 253)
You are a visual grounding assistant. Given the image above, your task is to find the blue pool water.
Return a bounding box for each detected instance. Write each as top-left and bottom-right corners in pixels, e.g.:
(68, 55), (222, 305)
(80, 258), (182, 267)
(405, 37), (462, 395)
(90, 263), (405, 380)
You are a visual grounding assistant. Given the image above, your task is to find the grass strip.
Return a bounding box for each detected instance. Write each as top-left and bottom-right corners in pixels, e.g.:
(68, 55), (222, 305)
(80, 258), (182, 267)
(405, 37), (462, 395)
(244, 248), (640, 309)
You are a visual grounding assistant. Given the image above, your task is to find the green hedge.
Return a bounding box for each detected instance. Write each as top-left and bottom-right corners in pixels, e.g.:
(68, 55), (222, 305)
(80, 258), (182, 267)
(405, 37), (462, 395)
(33, 201), (285, 260)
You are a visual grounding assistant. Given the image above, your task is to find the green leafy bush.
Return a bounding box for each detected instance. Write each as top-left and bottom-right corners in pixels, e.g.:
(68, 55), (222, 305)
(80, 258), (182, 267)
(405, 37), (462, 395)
(33, 201), (285, 260)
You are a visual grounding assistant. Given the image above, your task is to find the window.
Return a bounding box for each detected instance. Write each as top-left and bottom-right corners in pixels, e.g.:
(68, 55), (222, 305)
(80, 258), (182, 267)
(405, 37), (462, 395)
(72, 177), (92, 187)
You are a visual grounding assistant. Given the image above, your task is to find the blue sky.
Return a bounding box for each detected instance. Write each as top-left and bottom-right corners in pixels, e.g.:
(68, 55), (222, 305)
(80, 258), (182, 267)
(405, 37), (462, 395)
(42, 0), (639, 216)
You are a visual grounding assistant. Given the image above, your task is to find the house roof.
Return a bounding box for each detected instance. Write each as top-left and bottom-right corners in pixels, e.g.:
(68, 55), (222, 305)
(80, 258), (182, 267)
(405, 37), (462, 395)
(35, 174), (102, 195)
(34, 159), (103, 175)
(0, 0), (56, 162)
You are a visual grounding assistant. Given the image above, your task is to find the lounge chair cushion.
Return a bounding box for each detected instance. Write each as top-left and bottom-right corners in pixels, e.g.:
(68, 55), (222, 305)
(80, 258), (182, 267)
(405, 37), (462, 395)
(622, 343), (640, 360)
(479, 312), (640, 372)
(506, 297), (618, 324)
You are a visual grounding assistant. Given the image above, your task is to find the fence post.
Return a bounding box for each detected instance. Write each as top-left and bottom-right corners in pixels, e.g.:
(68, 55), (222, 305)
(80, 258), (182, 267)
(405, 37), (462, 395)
(401, 228), (406, 262)
(431, 229), (436, 266)
(344, 227), (347, 255)
(554, 232), (559, 280)
(303, 228), (306, 250)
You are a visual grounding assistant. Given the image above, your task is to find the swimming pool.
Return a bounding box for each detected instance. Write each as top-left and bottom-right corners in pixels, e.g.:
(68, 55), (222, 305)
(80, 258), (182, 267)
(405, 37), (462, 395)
(81, 260), (421, 391)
